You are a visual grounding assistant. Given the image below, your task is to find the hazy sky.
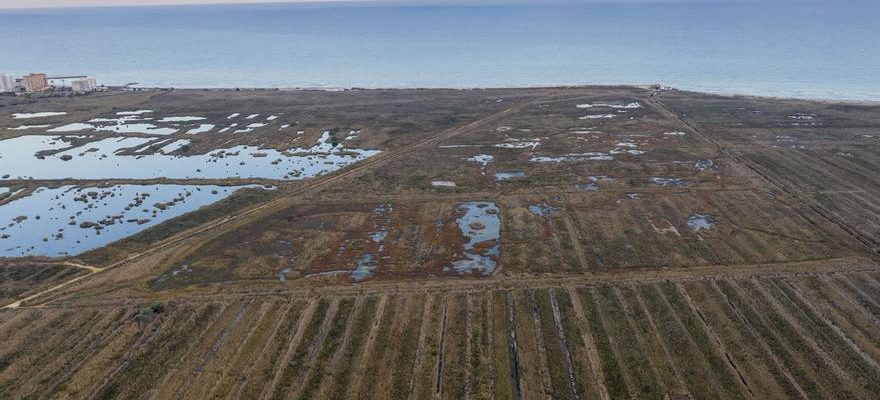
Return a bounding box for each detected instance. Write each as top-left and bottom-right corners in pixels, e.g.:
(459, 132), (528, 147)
(0, 0), (378, 9)
(0, 0), (738, 10)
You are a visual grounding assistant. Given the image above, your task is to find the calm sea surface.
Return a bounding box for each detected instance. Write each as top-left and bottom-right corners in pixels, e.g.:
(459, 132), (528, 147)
(1, 1), (879, 100)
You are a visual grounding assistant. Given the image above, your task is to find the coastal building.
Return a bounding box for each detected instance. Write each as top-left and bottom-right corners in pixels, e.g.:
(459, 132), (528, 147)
(22, 73), (49, 92)
(0, 74), (14, 92)
(71, 77), (98, 92)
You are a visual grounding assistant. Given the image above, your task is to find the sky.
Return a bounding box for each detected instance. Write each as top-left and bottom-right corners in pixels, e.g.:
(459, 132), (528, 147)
(0, 0), (745, 10)
(0, 0), (362, 9)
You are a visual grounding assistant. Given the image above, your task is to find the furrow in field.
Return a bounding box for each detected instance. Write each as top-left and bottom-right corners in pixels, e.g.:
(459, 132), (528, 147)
(566, 287), (609, 400)
(674, 282), (756, 398)
(292, 297), (356, 400)
(684, 280), (808, 399)
(237, 299), (314, 399)
(269, 298), (339, 400)
(322, 296), (380, 400)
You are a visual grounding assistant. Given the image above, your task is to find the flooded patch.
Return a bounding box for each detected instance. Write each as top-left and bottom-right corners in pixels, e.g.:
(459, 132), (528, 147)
(574, 175), (613, 191)
(466, 154), (495, 165)
(609, 140), (646, 155)
(186, 124), (215, 134)
(155, 264), (193, 283)
(158, 139), (191, 154)
(48, 123), (94, 132)
(431, 180), (457, 187)
(351, 254), (378, 282)
(449, 201), (501, 276)
(494, 171), (527, 181)
(0, 132), (381, 180)
(0, 184), (264, 257)
(694, 159), (718, 171)
(579, 114), (616, 120)
(345, 204), (393, 281)
(687, 213), (718, 232)
(277, 267), (292, 282)
(158, 116), (205, 122)
(789, 113), (816, 120)
(466, 153), (495, 174)
(12, 112), (67, 119)
(528, 203), (558, 217)
(50, 117), (179, 135)
(7, 124), (51, 131)
(494, 138), (541, 150)
(234, 123), (267, 133)
(117, 110), (153, 116)
(650, 177), (687, 187)
(576, 102), (641, 109)
(530, 153), (614, 162)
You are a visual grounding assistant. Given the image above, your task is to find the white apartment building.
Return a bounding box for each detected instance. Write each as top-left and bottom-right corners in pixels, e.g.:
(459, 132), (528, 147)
(71, 77), (97, 93)
(0, 74), (15, 92)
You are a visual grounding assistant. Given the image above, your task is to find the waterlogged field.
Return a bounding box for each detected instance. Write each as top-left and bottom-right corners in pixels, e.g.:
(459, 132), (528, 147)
(0, 87), (879, 399)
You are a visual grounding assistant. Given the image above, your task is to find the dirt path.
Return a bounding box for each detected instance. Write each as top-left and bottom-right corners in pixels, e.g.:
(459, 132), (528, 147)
(27, 257), (874, 309)
(3, 271), (98, 309)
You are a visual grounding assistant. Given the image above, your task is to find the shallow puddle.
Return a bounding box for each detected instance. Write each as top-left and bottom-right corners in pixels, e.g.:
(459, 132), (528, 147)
(694, 159), (717, 171)
(530, 152), (614, 162)
(687, 213), (718, 232)
(528, 202), (558, 217)
(352, 254), (378, 281)
(158, 116), (205, 122)
(494, 171), (527, 181)
(431, 180), (457, 187)
(12, 112), (66, 119)
(117, 110), (153, 116)
(7, 124), (51, 131)
(186, 124), (215, 134)
(650, 177), (687, 187)
(467, 153), (495, 166)
(574, 175), (613, 191)
(449, 201), (501, 275)
(579, 114), (616, 119)
(576, 102), (641, 109)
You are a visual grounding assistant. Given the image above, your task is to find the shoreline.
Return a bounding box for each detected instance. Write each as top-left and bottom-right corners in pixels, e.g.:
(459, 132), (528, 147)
(111, 84), (880, 106)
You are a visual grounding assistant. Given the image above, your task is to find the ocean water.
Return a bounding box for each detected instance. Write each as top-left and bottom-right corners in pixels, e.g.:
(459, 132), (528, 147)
(1, 0), (879, 100)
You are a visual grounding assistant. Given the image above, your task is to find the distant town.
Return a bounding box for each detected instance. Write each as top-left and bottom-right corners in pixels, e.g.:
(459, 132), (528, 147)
(0, 72), (101, 95)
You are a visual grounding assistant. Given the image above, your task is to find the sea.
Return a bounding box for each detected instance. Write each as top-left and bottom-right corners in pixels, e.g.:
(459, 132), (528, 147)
(1, 0), (879, 101)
